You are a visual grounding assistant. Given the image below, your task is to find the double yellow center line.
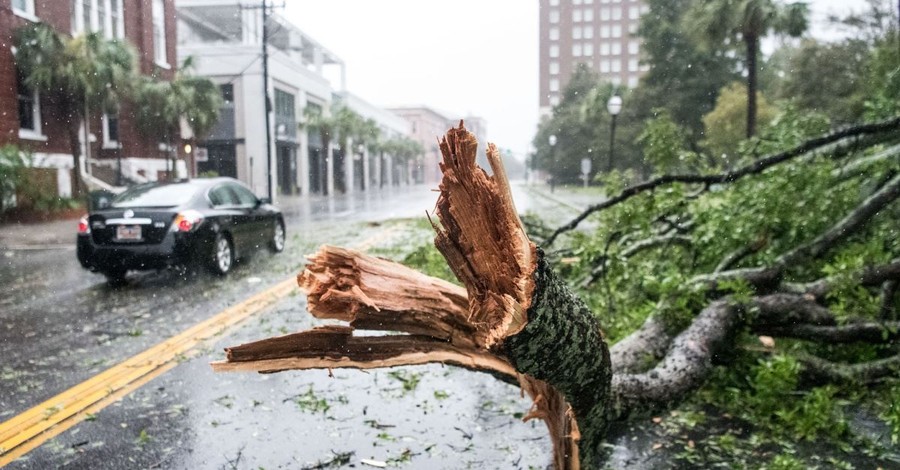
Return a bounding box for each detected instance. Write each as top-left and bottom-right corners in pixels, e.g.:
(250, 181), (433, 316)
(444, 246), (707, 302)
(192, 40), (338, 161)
(0, 277), (296, 466)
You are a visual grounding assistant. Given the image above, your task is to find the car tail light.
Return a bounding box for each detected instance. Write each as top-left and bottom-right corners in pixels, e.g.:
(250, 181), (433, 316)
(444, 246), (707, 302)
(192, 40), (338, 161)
(172, 210), (204, 232)
(77, 215), (90, 234)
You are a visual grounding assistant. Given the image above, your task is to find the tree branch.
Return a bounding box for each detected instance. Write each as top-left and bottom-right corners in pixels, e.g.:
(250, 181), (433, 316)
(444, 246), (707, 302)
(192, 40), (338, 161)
(881, 280), (898, 321)
(784, 258), (900, 301)
(799, 352), (900, 385)
(543, 117), (900, 247)
(755, 322), (900, 343)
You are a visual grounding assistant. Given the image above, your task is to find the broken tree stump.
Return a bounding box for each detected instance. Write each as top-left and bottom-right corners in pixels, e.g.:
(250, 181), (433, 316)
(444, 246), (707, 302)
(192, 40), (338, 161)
(213, 122), (613, 469)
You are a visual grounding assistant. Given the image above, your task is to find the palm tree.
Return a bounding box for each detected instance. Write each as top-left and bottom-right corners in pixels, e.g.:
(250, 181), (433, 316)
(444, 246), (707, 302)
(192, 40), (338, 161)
(302, 103), (368, 193)
(692, 0), (808, 137)
(15, 24), (135, 195)
(132, 59), (222, 179)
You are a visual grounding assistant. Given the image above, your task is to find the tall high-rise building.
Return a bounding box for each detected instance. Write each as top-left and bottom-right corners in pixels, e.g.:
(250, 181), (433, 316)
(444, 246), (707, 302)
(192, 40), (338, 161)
(538, 0), (649, 116)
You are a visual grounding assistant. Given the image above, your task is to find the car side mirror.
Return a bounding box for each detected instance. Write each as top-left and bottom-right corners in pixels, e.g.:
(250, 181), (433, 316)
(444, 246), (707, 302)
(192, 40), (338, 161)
(258, 197), (271, 206)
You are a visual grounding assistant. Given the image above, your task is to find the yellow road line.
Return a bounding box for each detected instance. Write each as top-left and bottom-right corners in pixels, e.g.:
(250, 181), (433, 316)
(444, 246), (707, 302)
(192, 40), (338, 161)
(0, 277), (296, 466)
(0, 225), (399, 466)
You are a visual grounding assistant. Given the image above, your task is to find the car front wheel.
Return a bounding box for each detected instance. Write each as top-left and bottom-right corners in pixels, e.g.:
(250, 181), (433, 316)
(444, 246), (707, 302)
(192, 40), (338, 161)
(208, 233), (234, 275)
(269, 220), (285, 253)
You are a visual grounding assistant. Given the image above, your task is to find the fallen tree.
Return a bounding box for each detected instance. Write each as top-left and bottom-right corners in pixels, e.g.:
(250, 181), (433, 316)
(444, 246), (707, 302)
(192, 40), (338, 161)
(214, 122), (900, 468)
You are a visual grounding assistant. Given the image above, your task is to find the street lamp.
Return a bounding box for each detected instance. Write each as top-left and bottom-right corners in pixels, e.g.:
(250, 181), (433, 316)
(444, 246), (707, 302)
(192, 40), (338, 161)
(548, 134), (557, 193)
(607, 95), (623, 173)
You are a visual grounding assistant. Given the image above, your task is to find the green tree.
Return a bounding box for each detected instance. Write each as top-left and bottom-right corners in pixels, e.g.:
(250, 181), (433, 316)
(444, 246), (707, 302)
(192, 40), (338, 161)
(132, 59), (223, 179)
(633, 0), (739, 144)
(766, 39), (869, 125)
(0, 145), (29, 214)
(691, 0), (808, 138)
(702, 82), (777, 164)
(533, 66), (645, 185)
(14, 24), (135, 195)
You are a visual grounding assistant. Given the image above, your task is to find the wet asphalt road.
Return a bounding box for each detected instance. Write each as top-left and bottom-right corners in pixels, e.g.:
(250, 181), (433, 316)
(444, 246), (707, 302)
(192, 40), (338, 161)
(0, 183), (586, 469)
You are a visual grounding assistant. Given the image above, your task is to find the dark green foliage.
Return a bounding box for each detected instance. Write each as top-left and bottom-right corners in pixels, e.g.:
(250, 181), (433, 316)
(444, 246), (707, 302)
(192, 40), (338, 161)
(0, 145), (29, 213)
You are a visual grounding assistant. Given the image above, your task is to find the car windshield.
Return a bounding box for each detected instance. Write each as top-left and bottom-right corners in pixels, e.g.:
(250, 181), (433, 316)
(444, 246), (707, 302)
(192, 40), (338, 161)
(111, 183), (198, 208)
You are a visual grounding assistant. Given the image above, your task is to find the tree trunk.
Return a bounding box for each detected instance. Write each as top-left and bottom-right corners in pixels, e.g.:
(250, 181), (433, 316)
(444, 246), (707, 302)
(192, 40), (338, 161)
(67, 122), (83, 198)
(745, 32), (758, 139)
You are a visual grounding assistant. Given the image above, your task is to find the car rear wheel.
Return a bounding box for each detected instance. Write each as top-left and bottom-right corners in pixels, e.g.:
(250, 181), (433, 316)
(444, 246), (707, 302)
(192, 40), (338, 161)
(208, 233), (233, 275)
(103, 269), (127, 287)
(269, 220), (285, 253)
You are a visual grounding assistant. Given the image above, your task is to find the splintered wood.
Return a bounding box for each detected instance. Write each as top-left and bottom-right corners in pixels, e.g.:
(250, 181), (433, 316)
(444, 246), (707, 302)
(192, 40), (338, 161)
(212, 122), (580, 470)
(433, 124), (538, 347)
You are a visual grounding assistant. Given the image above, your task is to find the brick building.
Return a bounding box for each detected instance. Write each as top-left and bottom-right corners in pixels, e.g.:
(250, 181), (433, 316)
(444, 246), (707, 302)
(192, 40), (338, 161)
(538, 0), (649, 116)
(0, 0), (180, 196)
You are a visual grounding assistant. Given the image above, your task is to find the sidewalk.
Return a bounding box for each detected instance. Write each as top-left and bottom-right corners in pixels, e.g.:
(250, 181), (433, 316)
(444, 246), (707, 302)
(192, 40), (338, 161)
(0, 218), (79, 250)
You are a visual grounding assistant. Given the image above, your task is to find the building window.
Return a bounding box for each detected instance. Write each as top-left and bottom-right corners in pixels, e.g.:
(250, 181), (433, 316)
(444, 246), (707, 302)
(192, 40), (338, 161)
(103, 113), (119, 148)
(600, 59), (610, 73)
(549, 94), (560, 106)
(628, 40), (639, 54)
(12, 0), (35, 18)
(628, 76), (639, 88)
(629, 5), (640, 19)
(549, 10), (559, 23)
(549, 79), (560, 92)
(16, 72), (41, 136)
(549, 0), (559, 4)
(274, 89), (295, 121)
(585, 0), (593, 4)
(612, 24), (622, 37)
(611, 60), (622, 72)
(600, 7), (610, 20)
(612, 41), (622, 55)
(573, 27), (582, 40)
(152, 0), (167, 65)
(572, 9), (582, 22)
(572, 43), (582, 57)
(72, 0), (123, 38)
(549, 27), (559, 40)
(549, 44), (559, 58)
(629, 22), (639, 34)
(612, 6), (622, 20)
(600, 43), (610, 55)
(628, 58), (639, 71)
(600, 25), (610, 38)
(611, 77), (622, 86)
(640, 4), (650, 14)
(573, 0), (582, 4)
(220, 84), (234, 106)
(584, 26), (594, 39)
(584, 9), (594, 21)
(549, 62), (559, 75)
(583, 43), (594, 56)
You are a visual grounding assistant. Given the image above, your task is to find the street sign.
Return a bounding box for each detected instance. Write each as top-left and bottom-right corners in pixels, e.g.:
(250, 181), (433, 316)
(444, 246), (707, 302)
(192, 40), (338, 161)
(581, 158), (592, 188)
(196, 147), (209, 162)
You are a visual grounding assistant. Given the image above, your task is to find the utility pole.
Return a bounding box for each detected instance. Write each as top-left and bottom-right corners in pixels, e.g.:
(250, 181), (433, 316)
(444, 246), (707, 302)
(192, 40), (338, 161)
(261, 0), (273, 201)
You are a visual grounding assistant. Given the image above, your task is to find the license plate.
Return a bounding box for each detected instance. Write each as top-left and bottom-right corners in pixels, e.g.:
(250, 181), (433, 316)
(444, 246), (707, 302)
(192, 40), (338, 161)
(116, 225), (142, 241)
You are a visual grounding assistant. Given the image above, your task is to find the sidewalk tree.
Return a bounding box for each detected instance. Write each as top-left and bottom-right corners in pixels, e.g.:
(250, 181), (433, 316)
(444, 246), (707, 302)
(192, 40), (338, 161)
(701, 82), (777, 165)
(14, 24), (135, 195)
(217, 119), (900, 468)
(690, 0), (808, 138)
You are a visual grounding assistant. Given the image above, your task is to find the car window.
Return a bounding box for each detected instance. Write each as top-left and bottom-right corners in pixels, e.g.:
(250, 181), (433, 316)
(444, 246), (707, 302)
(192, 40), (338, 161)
(208, 185), (238, 207)
(229, 184), (258, 207)
(111, 183), (198, 208)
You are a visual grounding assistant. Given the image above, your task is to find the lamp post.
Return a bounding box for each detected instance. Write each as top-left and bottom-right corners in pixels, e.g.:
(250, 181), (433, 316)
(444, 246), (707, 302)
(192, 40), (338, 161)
(548, 134), (557, 193)
(606, 95), (622, 173)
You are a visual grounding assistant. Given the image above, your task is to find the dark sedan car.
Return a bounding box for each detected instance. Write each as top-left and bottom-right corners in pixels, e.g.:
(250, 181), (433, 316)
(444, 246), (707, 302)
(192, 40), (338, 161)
(77, 177), (285, 284)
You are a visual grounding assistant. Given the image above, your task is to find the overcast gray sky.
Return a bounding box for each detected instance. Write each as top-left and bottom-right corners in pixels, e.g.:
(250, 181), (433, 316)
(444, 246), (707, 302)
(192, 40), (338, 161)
(283, 0), (876, 159)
